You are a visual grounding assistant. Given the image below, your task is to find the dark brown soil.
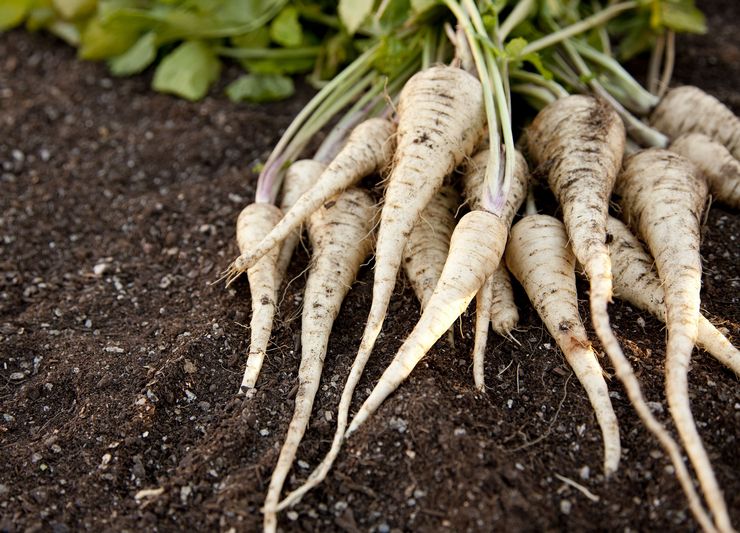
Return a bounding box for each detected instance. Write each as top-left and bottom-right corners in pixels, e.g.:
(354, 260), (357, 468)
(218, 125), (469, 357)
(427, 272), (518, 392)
(1, 4), (738, 531)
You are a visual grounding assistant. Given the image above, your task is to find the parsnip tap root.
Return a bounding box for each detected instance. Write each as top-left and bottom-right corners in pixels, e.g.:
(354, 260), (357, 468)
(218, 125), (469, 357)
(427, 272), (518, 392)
(236, 203), (283, 393)
(669, 133), (740, 209)
(650, 86), (740, 161)
(402, 185), (460, 311)
(618, 148), (731, 532)
(277, 64), (485, 510)
(262, 188), (376, 533)
(607, 216), (740, 375)
(526, 95), (626, 386)
(228, 117), (395, 278)
(347, 210), (508, 435)
(276, 160), (326, 281)
(463, 149), (529, 389)
(505, 214), (620, 475)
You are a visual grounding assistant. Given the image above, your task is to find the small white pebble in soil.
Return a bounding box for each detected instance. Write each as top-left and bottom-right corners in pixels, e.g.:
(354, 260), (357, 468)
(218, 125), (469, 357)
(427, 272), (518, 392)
(93, 262), (110, 276)
(100, 453), (112, 467)
(647, 401), (664, 414)
(560, 500), (572, 515)
(259, 428), (270, 437)
(389, 417), (407, 433)
(286, 511), (299, 521)
(515, 463), (524, 471)
(297, 460), (310, 470)
(453, 427), (466, 437)
(636, 316), (646, 329)
(507, 399), (513, 409)
(579, 466), (590, 480)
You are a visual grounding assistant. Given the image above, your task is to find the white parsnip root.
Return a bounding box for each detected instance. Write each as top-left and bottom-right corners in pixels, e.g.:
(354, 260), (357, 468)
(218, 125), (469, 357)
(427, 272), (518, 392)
(617, 149), (732, 533)
(229, 117), (395, 278)
(669, 133), (740, 209)
(262, 188), (377, 533)
(403, 185), (460, 311)
(607, 216), (740, 375)
(463, 149), (529, 389)
(276, 160), (326, 280)
(505, 214), (620, 475)
(236, 203), (283, 393)
(650, 86), (740, 161)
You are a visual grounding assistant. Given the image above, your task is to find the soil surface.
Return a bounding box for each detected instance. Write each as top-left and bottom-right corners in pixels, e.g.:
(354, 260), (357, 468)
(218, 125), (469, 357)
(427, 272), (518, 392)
(1, 4), (739, 531)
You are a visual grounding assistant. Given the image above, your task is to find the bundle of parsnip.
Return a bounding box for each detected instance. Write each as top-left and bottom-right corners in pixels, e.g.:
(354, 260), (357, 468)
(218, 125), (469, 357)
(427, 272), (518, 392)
(223, 1), (739, 531)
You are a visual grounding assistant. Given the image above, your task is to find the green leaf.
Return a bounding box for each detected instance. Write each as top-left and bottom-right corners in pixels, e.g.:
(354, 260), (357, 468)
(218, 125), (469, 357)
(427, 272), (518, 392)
(231, 27), (270, 48)
(216, 0), (283, 25)
(0, 0), (31, 31)
(108, 31), (156, 76)
(78, 17), (140, 59)
(410, 0), (436, 14)
(226, 73), (294, 102)
(270, 6), (302, 47)
(52, 0), (96, 20)
(152, 40), (221, 101)
(338, 0), (374, 34)
(660, 0), (706, 33)
(240, 55), (314, 75)
(504, 36), (527, 58)
(377, 0), (410, 32)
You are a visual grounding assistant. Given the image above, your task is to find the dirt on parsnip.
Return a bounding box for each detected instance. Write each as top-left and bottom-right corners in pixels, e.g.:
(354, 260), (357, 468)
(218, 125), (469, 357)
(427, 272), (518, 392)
(1, 5), (739, 531)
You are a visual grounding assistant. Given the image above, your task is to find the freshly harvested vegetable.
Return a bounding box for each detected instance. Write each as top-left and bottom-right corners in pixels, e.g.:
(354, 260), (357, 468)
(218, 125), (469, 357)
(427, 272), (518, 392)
(347, 209), (510, 435)
(403, 185), (460, 311)
(617, 149), (732, 532)
(669, 133), (740, 209)
(229, 117), (395, 278)
(607, 216), (740, 375)
(235, 202), (283, 393)
(262, 187), (376, 533)
(275, 159), (326, 281)
(463, 149), (528, 389)
(650, 86), (740, 160)
(525, 94), (626, 400)
(505, 214), (620, 475)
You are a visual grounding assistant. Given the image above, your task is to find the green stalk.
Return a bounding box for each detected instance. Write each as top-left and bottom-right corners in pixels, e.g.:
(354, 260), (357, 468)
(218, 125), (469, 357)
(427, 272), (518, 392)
(463, 0), (516, 213)
(522, 2), (637, 55)
(255, 44), (380, 203)
(510, 70), (569, 99)
(558, 35), (668, 148)
(511, 83), (557, 108)
(573, 40), (659, 112)
(499, 0), (535, 41)
(442, 0), (503, 214)
(215, 46), (322, 60)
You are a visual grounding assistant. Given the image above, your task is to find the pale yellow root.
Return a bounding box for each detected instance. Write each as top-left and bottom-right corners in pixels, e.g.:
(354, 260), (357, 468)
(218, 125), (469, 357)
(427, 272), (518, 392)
(276, 160), (326, 281)
(348, 210), (508, 435)
(236, 203), (283, 393)
(402, 185), (459, 310)
(669, 133), (740, 209)
(262, 188), (376, 533)
(608, 216), (740, 375)
(651, 86), (740, 161)
(505, 214), (620, 476)
(463, 149), (529, 389)
(229, 117), (395, 277)
(618, 149), (731, 532)
(278, 65), (485, 511)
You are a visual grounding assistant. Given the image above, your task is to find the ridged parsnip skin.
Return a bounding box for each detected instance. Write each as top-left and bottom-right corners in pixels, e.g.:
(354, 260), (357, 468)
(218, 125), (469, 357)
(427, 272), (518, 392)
(276, 160), (326, 281)
(232, 117), (395, 274)
(262, 188), (376, 533)
(347, 210), (507, 435)
(463, 149), (529, 389)
(669, 133), (740, 209)
(617, 149), (732, 532)
(607, 216), (740, 375)
(505, 215), (620, 475)
(237, 203), (283, 392)
(651, 86), (740, 161)
(402, 186), (459, 310)
(526, 95), (626, 426)
(278, 66), (485, 510)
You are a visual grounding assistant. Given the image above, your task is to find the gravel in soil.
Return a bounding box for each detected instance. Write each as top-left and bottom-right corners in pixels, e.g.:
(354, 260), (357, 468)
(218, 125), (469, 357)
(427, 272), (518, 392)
(1, 6), (739, 531)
